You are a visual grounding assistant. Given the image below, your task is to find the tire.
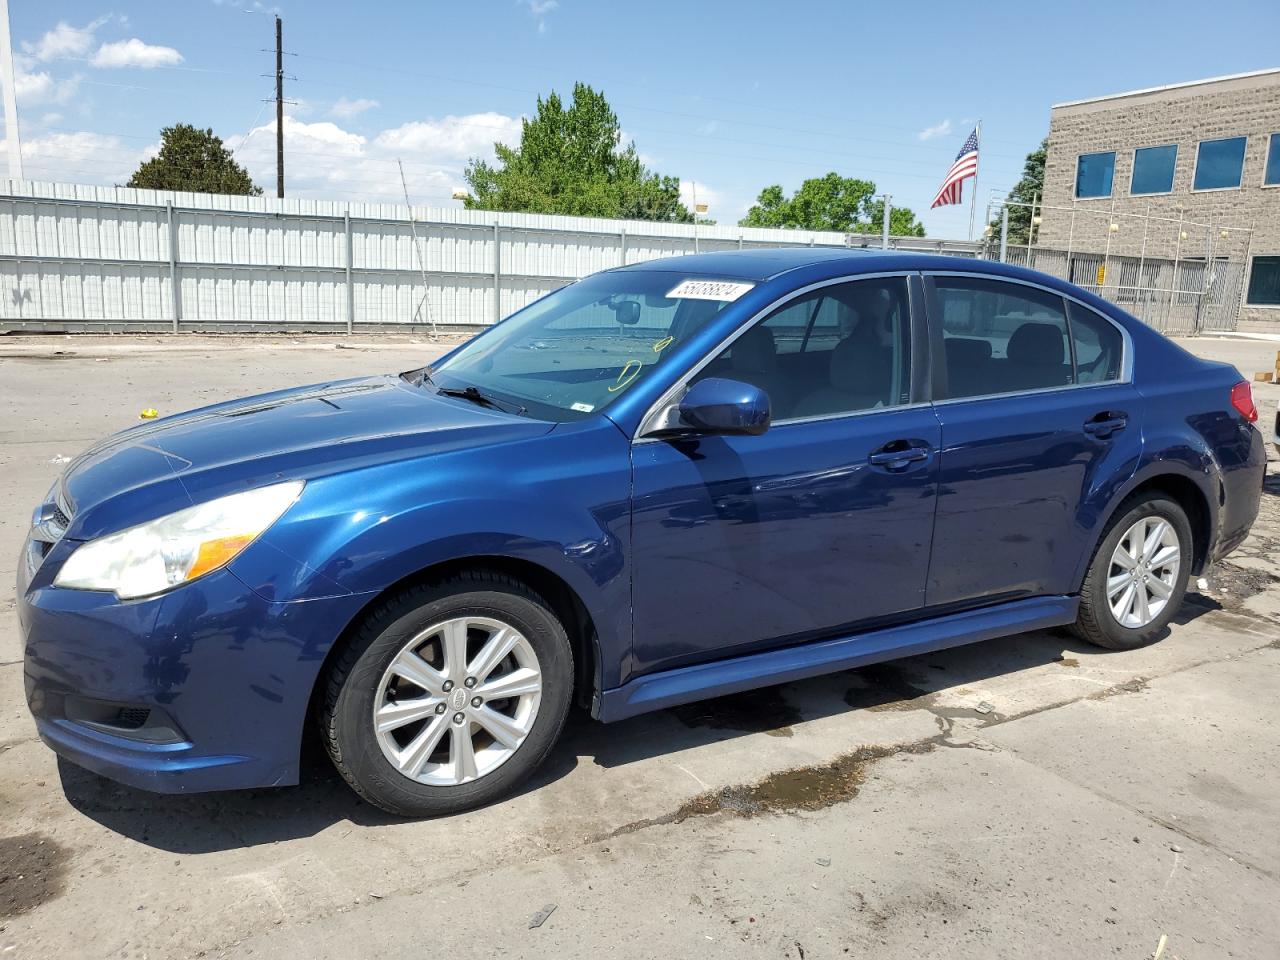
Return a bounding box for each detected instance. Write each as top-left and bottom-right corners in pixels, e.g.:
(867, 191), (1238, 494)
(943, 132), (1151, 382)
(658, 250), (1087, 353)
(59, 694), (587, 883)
(320, 571), (573, 817)
(1072, 493), (1193, 650)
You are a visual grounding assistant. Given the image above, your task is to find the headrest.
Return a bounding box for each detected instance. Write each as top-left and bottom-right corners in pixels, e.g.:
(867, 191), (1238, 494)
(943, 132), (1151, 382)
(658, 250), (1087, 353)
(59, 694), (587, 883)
(828, 337), (888, 393)
(945, 337), (993, 366)
(731, 325), (777, 374)
(1007, 323), (1065, 367)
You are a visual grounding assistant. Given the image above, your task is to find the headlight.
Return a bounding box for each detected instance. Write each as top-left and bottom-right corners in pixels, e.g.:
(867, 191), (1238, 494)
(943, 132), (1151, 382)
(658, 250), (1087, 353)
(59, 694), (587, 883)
(55, 481), (303, 599)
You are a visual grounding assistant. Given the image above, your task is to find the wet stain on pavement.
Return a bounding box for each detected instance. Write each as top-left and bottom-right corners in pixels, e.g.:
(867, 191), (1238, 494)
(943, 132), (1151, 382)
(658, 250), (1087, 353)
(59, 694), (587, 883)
(669, 685), (800, 738)
(0, 833), (68, 919)
(600, 741), (937, 839)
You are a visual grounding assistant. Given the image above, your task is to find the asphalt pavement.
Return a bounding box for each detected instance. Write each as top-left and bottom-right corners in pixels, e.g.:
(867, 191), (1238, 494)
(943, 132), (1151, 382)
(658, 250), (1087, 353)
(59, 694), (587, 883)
(1, 331), (1277, 959)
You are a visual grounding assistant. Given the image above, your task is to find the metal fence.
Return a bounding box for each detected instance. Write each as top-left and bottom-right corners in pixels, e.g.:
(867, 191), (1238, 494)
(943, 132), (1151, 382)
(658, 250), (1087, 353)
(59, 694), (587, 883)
(985, 200), (1252, 335)
(0, 181), (981, 333)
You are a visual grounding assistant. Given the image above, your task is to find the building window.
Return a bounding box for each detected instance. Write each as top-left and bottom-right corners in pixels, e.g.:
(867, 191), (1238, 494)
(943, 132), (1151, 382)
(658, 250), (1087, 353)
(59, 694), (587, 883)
(1075, 152), (1115, 198)
(1247, 256), (1280, 306)
(1265, 133), (1280, 186)
(1193, 136), (1247, 190)
(1130, 144), (1177, 195)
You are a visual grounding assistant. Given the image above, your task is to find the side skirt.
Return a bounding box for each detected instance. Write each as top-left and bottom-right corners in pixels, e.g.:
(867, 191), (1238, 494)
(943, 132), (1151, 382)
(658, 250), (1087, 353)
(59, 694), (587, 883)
(596, 595), (1079, 723)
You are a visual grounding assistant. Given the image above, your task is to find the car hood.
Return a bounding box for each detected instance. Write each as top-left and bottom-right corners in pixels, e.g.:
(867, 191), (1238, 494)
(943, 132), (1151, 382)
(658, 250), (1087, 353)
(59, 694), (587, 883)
(60, 375), (554, 539)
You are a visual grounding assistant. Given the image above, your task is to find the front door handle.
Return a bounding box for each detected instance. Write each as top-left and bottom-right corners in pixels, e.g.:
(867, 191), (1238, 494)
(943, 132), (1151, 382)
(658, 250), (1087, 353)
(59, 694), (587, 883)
(1083, 412), (1128, 438)
(869, 441), (931, 470)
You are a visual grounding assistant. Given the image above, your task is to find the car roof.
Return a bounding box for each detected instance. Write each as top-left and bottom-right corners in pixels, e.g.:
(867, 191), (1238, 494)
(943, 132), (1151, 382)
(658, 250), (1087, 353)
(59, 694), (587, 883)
(610, 248), (987, 283)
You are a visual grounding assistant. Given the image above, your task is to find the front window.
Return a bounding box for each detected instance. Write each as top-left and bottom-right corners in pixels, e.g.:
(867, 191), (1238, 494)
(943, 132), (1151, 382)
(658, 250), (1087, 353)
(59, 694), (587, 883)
(1075, 151), (1115, 199)
(1130, 144), (1177, 195)
(688, 276), (912, 421)
(428, 271), (742, 420)
(1193, 136), (1247, 190)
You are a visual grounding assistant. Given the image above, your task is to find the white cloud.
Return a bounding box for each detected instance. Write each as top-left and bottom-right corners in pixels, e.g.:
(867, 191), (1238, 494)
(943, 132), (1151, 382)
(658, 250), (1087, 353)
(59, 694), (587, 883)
(373, 113), (522, 164)
(13, 64), (81, 105)
(22, 19), (107, 62)
(520, 0), (558, 32)
(92, 39), (184, 69)
(223, 112), (520, 203)
(330, 97), (379, 119)
(917, 119), (953, 142)
(5, 130), (155, 184)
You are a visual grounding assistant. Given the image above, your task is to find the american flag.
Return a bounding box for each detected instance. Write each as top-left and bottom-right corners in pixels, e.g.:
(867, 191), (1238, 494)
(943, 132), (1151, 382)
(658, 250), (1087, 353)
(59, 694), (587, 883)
(931, 128), (980, 208)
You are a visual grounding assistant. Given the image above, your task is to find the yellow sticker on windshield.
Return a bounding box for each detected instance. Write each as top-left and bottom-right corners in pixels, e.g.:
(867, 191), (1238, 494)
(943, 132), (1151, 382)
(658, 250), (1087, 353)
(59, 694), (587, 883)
(652, 336), (674, 353)
(607, 359), (643, 393)
(666, 279), (755, 302)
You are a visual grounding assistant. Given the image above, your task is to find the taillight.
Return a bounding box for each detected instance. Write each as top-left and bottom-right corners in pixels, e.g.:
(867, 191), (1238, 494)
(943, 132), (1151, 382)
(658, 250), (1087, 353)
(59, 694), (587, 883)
(1230, 380), (1258, 423)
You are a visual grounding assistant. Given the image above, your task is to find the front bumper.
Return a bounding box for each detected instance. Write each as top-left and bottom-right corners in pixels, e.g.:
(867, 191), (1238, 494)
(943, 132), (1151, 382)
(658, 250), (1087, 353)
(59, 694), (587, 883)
(19, 536), (372, 794)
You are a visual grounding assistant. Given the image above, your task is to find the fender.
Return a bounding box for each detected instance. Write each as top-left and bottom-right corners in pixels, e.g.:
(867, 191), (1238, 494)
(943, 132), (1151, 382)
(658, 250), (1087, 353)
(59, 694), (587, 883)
(228, 418), (634, 688)
(1069, 425), (1221, 591)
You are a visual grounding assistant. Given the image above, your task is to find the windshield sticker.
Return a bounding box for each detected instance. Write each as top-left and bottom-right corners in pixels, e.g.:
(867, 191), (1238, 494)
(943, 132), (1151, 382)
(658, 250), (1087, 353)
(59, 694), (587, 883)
(666, 279), (755, 302)
(570, 402), (595, 413)
(652, 335), (674, 353)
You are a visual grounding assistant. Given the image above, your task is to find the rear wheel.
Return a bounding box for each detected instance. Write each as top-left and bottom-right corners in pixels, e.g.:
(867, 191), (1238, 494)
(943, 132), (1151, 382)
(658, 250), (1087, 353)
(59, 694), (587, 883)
(1073, 493), (1193, 650)
(320, 572), (573, 817)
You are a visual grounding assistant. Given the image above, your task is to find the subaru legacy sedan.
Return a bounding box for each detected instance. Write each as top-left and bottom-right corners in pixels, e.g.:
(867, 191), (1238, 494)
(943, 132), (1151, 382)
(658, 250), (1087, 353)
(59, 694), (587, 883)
(20, 250), (1264, 816)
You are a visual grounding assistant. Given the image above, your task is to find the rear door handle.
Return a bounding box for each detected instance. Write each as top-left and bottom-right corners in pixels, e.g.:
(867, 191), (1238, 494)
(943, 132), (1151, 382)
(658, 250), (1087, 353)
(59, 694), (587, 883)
(1083, 413), (1128, 438)
(869, 441), (931, 470)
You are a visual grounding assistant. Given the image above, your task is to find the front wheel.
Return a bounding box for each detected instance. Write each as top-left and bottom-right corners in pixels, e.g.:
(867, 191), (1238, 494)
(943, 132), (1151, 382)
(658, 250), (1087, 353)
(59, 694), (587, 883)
(320, 572), (574, 817)
(1073, 493), (1193, 650)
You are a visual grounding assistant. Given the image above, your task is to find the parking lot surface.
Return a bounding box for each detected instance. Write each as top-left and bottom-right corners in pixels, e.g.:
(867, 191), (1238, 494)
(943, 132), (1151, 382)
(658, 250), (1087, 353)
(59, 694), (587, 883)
(2, 332), (1278, 959)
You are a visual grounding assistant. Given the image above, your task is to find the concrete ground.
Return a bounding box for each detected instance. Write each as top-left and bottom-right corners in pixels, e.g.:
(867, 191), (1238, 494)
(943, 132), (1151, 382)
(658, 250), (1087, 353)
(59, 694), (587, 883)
(1, 332), (1277, 960)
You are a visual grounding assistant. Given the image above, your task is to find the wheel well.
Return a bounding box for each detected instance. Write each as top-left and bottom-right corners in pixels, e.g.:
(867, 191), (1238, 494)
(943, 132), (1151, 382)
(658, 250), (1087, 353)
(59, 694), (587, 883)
(305, 556), (601, 740)
(1121, 475), (1212, 573)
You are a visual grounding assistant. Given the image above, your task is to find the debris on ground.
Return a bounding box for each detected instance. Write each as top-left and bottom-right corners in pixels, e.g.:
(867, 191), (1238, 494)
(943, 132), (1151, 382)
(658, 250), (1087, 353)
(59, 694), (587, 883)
(975, 701), (995, 715)
(528, 903), (557, 929)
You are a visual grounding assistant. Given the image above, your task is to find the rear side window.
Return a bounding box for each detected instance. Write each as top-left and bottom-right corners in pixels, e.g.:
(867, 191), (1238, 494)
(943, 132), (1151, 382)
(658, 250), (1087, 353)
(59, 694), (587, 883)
(934, 276), (1073, 398)
(1067, 302), (1123, 383)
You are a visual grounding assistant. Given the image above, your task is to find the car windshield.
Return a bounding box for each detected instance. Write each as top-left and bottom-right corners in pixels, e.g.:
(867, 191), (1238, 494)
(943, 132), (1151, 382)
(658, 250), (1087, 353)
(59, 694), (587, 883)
(427, 271), (747, 421)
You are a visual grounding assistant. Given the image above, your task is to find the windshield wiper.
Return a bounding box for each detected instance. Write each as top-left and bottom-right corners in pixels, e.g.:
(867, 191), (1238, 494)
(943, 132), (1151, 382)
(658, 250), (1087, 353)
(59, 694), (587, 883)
(434, 383), (527, 416)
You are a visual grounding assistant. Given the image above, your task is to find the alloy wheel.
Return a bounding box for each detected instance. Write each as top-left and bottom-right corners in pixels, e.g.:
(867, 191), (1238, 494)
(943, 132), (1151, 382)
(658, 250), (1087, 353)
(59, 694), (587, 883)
(1106, 516), (1181, 629)
(373, 616), (543, 786)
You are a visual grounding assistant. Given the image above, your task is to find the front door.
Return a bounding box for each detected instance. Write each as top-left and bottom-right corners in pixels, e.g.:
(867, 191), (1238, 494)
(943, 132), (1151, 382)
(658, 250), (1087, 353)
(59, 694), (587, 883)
(627, 275), (941, 681)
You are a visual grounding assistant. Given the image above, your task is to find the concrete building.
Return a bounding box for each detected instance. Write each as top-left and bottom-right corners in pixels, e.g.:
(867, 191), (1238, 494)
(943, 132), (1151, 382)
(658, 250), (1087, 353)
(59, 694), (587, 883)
(1037, 68), (1280, 332)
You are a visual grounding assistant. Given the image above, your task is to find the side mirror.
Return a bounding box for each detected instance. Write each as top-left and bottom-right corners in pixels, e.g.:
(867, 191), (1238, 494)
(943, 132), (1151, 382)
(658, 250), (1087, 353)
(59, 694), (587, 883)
(677, 378), (771, 436)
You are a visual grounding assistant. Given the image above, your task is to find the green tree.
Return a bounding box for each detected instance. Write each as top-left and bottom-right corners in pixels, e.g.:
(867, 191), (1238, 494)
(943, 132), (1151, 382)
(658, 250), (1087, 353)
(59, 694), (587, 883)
(739, 172), (924, 236)
(128, 124), (261, 196)
(464, 83), (691, 222)
(990, 138), (1047, 245)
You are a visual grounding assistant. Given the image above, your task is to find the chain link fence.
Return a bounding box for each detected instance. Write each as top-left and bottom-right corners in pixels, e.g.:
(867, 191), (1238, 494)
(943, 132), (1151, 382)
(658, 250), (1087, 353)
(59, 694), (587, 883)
(984, 200), (1252, 335)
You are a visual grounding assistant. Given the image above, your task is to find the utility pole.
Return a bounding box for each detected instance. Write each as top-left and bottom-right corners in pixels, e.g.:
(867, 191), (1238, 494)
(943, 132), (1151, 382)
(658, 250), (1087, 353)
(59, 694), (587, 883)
(0, 0), (22, 181)
(275, 15), (284, 198)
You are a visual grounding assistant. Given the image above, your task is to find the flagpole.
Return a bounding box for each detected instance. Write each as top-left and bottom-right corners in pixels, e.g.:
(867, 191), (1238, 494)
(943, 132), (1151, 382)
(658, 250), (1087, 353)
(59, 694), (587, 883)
(968, 120), (981, 242)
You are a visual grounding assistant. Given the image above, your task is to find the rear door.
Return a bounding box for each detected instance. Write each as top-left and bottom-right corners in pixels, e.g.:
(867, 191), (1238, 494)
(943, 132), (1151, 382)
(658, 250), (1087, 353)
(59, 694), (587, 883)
(923, 273), (1141, 609)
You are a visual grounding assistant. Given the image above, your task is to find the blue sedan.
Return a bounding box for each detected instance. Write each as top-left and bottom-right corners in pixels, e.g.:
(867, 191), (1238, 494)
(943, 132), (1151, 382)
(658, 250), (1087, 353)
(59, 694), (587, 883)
(19, 250), (1265, 816)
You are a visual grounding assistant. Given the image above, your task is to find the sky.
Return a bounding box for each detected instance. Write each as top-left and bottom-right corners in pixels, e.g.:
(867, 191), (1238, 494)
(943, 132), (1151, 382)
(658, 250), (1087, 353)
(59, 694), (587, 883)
(3, 0), (1279, 238)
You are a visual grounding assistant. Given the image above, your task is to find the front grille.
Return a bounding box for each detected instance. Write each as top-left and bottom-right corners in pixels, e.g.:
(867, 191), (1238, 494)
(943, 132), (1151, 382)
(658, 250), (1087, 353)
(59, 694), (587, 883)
(51, 502), (71, 529)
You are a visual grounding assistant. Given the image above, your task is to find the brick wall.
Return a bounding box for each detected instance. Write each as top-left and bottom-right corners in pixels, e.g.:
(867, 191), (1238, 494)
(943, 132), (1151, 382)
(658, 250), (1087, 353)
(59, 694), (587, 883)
(1037, 71), (1280, 326)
